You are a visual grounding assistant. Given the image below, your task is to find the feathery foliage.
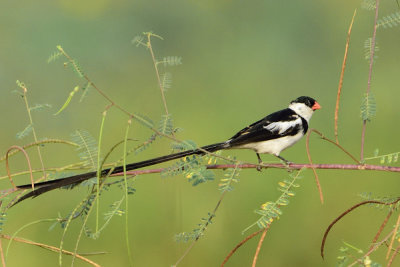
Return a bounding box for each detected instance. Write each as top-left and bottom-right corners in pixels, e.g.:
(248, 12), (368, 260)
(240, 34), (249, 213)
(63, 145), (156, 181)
(171, 139), (197, 151)
(47, 51), (63, 63)
(336, 241), (380, 267)
(218, 163), (241, 192)
(133, 113), (154, 129)
(361, 0), (376, 11)
(358, 193), (400, 210)
(0, 212), (6, 232)
(131, 35), (145, 47)
(79, 82), (91, 102)
(377, 11), (400, 29)
(360, 92), (377, 121)
(365, 149), (399, 164)
(162, 56), (182, 67)
(157, 114), (173, 136)
(84, 197), (125, 239)
(16, 124), (33, 139)
(364, 38), (379, 61)
(29, 103), (52, 112)
(71, 129), (100, 170)
(175, 212), (214, 243)
(161, 72), (172, 91)
(243, 170), (303, 233)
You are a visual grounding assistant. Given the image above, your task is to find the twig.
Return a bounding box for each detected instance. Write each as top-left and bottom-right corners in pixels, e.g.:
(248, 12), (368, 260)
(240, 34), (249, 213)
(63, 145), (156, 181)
(335, 9), (357, 144)
(361, 0), (380, 161)
(145, 32), (170, 117)
(321, 198), (400, 259)
(0, 239), (5, 267)
(387, 243), (400, 267)
(221, 229), (264, 267)
(349, 229), (395, 267)
(252, 226), (270, 267)
(0, 234), (100, 267)
(19, 84), (47, 180)
(5, 146), (34, 189)
(387, 212), (400, 259)
(306, 129), (324, 204)
(369, 208), (393, 251)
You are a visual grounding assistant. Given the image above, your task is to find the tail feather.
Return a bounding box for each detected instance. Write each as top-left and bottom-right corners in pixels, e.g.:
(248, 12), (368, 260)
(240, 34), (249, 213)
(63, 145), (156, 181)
(13, 142), (227, 205)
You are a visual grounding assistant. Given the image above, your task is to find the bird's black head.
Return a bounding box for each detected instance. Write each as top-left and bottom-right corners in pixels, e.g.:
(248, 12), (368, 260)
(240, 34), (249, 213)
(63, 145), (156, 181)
(291, 96), (321, 110)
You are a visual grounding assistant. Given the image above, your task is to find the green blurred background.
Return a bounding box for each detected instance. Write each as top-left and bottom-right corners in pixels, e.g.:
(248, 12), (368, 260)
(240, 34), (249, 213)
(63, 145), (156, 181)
(1, 0), (400, 266)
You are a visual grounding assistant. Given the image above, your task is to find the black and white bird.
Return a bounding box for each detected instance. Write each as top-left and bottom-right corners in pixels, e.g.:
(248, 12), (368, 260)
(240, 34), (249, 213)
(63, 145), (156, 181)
(15, 96), (320, 204)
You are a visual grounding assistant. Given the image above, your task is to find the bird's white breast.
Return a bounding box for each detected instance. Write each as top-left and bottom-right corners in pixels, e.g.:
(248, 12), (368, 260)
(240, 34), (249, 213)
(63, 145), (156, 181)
(237, 130), (304, 156)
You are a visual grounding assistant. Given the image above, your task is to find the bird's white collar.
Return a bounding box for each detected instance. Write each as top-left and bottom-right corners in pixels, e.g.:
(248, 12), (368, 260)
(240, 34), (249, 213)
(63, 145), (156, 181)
(288, 102), (314, 122)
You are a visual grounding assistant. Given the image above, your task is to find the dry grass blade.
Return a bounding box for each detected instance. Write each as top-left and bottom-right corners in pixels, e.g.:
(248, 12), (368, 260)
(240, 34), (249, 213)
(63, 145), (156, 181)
(335, 9), (357, 144)
(252, 226), (270, 267)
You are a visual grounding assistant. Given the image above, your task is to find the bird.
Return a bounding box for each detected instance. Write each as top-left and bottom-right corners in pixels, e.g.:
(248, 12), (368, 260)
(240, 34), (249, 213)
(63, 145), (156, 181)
(14, 96), (320, 205)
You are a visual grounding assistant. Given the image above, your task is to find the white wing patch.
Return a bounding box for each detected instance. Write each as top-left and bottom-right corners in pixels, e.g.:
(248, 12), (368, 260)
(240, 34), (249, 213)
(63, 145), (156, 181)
(263, 117), (300, 134)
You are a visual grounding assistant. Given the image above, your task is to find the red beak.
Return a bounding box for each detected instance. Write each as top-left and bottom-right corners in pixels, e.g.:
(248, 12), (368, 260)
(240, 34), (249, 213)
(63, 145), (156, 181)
(312, 101), (321, 110)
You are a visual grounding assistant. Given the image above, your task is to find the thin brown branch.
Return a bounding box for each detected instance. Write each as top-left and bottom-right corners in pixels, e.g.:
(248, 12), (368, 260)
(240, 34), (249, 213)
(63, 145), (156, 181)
(335, 9), (357, 144)
(252, 226), (270, 267)
(311, 129), (360, 164)
(369, 208), (393, 251)
(387, 243), (400, 267)
(306, 130), (324, 204)
(361, 0), (380, 161)
(119, 163), (400, 178)
(5, 146), (34, 189)
(349, 228), (396, 267)
(321, 198), (400, 259)
(387, 213), (400, 260)
(0, 239), (5, 267)
(146, 32), (170, 116)
(0, 234), (101, 267)
(221, 229), (264, 267)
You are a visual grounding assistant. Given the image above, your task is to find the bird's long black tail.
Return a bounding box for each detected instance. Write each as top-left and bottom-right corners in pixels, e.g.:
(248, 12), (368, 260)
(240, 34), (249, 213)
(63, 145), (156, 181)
(14, 142), (228, 205)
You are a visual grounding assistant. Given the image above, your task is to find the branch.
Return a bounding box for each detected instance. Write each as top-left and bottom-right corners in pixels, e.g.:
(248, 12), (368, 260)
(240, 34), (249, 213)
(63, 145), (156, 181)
(335, 9), (357, 144)
(361, 0), (380, 161)
(117, 163), (400, 178)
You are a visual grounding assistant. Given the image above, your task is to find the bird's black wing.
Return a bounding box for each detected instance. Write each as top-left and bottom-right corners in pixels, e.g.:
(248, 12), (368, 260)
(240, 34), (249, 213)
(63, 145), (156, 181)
(227, 108), (305, 147)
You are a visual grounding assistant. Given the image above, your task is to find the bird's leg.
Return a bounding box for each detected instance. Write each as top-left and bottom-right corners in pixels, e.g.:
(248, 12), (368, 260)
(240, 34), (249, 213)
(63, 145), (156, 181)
(275, 155), (293, 172)
(256, 153), (263, 171)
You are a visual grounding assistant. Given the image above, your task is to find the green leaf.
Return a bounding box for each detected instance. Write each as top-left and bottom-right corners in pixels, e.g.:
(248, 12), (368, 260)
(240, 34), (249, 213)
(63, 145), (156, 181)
(361, 0), (376, 11)
(16, 124), (33, 139)
(377, 11), (400, 29)
(47, 51), (63, 63)
(133, 113), (154, 129)
(54, 86), (79, 115)
(71, 129), (99, 170)
(364, 38), (379, 61)
(163, 56), (182, 67)
(157, 114), (173, 135)
(360, 92), (376, 121)
(161, 72), (172, 91)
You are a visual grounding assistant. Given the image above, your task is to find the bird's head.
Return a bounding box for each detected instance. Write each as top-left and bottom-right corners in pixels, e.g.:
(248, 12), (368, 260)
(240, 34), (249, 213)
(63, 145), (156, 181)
(289, 96), (321, 121)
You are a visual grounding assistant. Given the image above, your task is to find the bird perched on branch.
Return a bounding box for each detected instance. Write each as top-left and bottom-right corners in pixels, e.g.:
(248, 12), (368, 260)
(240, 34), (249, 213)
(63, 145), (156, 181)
(14, 96), (320, 205)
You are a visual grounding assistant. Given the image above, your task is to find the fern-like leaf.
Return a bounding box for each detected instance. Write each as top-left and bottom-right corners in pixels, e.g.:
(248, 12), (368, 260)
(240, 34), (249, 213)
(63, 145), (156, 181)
(0, 212), (7, 232)
(161, 72), (172, 91)
(69, 59), (85, 77)
(54, 86), (79, 115)
(175, 212), (214, 242)
(361, 0), (376, 11)
(131, 35), (145, 47)
(16, 124), (33, 139)
(133, 113), (154, 129)
(158, 114), (173, 135)
(360, 93), (377, 121)
(71, 129), (99, 170)
(163, 56), (182, 67)
(364, 38), (379, 61)
(219, 164), (241, 192)
(29, 103), (52, 112)
(79, 82), (91, 102)
(377, 12), (400, 29)
(47, 51), (63, 63)
(171, 140), (197, 151)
